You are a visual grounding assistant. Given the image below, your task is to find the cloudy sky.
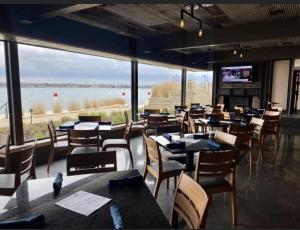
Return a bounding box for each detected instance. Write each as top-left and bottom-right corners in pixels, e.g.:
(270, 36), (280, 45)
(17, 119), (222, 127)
(0, 42), (211, 85)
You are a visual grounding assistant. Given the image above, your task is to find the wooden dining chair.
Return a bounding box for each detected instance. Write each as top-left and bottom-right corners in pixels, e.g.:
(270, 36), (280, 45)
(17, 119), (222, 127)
(143, 134), (185, 198)
(124, 110), (144, 132)
(250, 117), (265, 162)
(229, 124), (255, 172)
(146, 115), (168, 135)
(0, 134), (10, 173)
(68, 129), (101, 154)
(171, 172), (209, 229)
(47, 120), (68, 173)
(178, 111), (188, 133)
(67, 151), (117, 175)
(0, 141), (37, 196)
(103, 121), (134, 169)
(194, 148), (237, 226)
(78, 115), (101, 122)
(144, 108), (160, 114)
(189, 118), (197, 134)
(189, 108), (205, 119)
(262, 111), (281, 159)
(155, 125), (186, 164)
(214, 131), (237, 146)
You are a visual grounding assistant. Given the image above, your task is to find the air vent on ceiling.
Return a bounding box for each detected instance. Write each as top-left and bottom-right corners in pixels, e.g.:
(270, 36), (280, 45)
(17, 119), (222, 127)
(269, 9), (285, 16)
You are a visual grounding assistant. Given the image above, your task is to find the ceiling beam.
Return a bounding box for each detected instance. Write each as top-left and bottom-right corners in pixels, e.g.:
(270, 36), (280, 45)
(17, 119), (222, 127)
(190, 45), (300, 64)
(138, 17), (300, 52)
(42, 4), (100, 18)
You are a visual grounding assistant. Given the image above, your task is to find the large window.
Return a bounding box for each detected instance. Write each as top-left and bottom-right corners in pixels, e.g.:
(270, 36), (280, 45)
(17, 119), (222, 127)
(138, 63), (181, 115)
(18, 44), (131, 141)
(0, 42), (9, 135)
(186, 70), (213, 107)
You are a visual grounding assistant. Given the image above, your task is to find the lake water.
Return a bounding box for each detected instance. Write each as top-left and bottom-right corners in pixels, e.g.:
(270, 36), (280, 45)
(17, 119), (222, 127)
(0, 87), (152, 114)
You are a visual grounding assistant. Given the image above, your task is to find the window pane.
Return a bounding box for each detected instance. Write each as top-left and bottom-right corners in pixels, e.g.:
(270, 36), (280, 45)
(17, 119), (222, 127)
(18, 44), (131, 141)
(138, 63), (181, 116)
(0, 42), (9, 135)
(186, 71), (213, 107)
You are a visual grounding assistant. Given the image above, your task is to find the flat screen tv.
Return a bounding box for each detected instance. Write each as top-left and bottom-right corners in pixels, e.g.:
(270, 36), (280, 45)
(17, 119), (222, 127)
(221, 66), (253, 83)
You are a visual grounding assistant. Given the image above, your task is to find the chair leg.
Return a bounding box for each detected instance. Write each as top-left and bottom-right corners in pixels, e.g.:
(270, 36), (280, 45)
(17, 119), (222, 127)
(166, 178), (169, 189)
(153, 178), (162, 198)
(127, 148), (134, 169)
(143, 167), (148, 179)
(248, 149), (252, 173)
(47, 148), (55, 174)
(231, 190), (237, 225)
(174, 176), (177, 189)
(171, 209), (179, 228)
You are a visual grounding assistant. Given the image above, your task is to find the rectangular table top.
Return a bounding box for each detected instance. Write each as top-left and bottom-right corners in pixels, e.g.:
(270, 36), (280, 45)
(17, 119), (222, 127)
(151, 134), (232, 154)
(57, 121), (112, 132)
(0, 170), (170, 229)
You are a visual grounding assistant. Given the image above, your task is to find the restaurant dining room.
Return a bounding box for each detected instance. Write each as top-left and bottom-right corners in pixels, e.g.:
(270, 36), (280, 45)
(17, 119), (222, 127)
(0, 2), (300, 229)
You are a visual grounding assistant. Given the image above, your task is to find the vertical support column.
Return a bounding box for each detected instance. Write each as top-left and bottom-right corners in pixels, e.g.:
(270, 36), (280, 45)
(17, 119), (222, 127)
(287, 59), (294, 114)
(212, 64), (218, 106)
(4, 41), (24, 145)
(181, 69), (186, 106)
(131, 61), (138, 122)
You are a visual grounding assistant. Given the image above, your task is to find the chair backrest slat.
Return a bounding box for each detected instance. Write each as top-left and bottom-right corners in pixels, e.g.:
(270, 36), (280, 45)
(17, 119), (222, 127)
(47, 120), (57, 143)
(12, 141), (37, 188)
(144, 135), (162, 172)
(194, 149), (236, 179)
(0, 134), (10, 171)
(78, 115), (101, 122)
(68, 129), (100, 152)
(214, 131), (237, 146)
(229, 124), (254, 145)
(67, 151), (117, 176)
(172, 172), (208, 229)
(155, 125), (181, 136)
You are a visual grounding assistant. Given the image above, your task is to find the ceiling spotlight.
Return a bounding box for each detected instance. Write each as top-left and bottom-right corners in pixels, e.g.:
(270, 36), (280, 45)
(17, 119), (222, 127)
(180, 11), (184, 28)
(240, 49), (243, 58)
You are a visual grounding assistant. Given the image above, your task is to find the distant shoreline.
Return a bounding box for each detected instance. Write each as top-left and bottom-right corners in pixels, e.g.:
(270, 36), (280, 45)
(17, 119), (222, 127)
(0, 83), (152, 89)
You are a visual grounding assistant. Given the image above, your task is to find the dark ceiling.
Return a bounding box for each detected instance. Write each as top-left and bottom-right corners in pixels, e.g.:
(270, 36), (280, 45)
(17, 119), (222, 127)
(0, 4), (300, 69)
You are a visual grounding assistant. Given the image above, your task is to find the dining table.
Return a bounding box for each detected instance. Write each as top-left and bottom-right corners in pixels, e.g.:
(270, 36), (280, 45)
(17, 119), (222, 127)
(196, 118), (244, 133)
(57, 121), (112, 132)
(0, 170), (171, 229)
(150, 134), (233, 172)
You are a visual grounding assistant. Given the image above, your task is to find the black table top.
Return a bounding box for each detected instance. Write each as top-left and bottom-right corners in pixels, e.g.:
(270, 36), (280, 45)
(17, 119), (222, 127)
(151, 134), (233, 154)
(57, 121), (112, 132)
(0, 170), (170, 229)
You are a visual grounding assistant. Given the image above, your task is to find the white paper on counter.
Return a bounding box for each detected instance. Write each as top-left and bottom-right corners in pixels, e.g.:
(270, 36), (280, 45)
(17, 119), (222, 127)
(55, 191), (111, 216)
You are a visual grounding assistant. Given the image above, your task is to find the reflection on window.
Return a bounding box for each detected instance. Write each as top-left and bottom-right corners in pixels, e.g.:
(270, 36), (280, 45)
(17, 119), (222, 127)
(186, 71), (213, 107)
(138, 63), (181, 116)
(0, 42), (9, 135)
(18, 44), (131, 141)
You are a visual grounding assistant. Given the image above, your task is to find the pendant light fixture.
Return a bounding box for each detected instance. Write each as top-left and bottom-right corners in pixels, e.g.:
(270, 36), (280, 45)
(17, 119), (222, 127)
(233, 45), (237, 55)
(180, 5), (203, 37)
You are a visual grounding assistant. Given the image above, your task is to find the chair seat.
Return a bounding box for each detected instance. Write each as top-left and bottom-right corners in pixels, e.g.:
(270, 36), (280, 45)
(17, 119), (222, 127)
(150, 160), (185, 173)
(54, 140), (69, 149)
(132, 124), (145, 130)
(161, 151), (186, 163)
(198, 177), (232, 194)
(0, 174), (15, 189)
(71, 146), (100, 155)
(103, 139), (127, 148)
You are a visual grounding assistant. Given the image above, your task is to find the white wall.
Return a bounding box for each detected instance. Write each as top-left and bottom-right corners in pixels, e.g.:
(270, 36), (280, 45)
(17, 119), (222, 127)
(272, 60), (290, 110)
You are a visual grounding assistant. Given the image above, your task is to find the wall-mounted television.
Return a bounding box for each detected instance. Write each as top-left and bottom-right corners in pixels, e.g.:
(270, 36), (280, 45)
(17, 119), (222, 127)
(221, 66), (253, 83)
